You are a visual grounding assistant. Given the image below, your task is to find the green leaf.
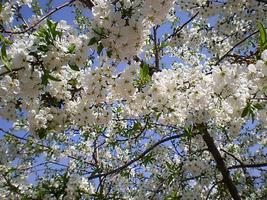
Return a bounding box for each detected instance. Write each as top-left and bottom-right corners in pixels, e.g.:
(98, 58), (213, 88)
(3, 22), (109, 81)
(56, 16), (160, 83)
(97, 43), (104, 55)
(0, 3), (2, 14)
(241, 103), (261, 122)
(253, 103), (263, 110)
(1, 43), (12, 71)
(42, 71), (61, 85)
(4, 39), (12, 45)
(0, 33), (4, 42)
(37, 128), (47, 139)
(241, 104), (250, 118)
(164, 191), (179, 200)
(31, 0), (42, 16)
(47, 74), (61, 82)
(42, 72), (49, 85)
(67, 43), (76, 54)
(140, 62), (151, 84)
(47, 19), (58, 39)
(37, 44), (49, 52)
(142, 153), (155, 166)
(88, 37), (97, 46)
(132, 122), (141, 131)
(107, 49), (112, 58)
(68, 63), (80, 71)
(257, 21), (267, 51)
(92, 27), (106, 37)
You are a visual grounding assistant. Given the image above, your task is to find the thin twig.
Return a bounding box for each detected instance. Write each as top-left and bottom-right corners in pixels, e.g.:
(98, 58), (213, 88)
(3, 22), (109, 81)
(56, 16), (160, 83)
(162, 11), (199, 44)
(1, 0), (77, 34)
(215, 30), (259, 65)
(229, 162), (267, 170)
(87, 134), (184, 180)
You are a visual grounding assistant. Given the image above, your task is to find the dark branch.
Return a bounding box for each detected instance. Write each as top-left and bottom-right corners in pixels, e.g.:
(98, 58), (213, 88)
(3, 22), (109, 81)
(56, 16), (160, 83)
(229, 162), (267, 170)
(256, 0), (267, 3)
(215, 30), (259, 65)
(87, 134), (184, 180)
(162, 11), (199, 44)
(201, 126), (241, 200)
(153, 26), (160, 72)
(0, 67), (25, 77)
(79, 0), (94, 8)
(0, 128), (95, 167)
(1, 0), (76, 34)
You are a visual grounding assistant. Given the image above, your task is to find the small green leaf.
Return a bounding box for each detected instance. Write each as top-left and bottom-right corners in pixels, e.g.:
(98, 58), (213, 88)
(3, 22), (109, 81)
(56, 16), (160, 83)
(47, 19), (58, 39)
(67, 43), (76, 54)
(142, 153), (155, 166)
(88, 37), (97, 46)
(37, 128), (47, 139)
(0, 33), (4, 42)
(107, 49), (112, 58)
(47, 19), (53, 29)
(42, 71), (61, 85)
(253, 103), (263, 110)
(37, 44), (49, 52)
(132, 122), (141, 131)
(257, 21), (267, 51)
(47, 74), (61, 82)
(1, 43), (12, 71)
(42, 72), (49, 85)
(4, 39), (12, 45)
(140, 62), (151, 84)
(156, 112), (161, 120)
(92, 27), (106, 37)
(97, 43), (104, 55)
(68, 63), (80, 71)
(241, 104), (250, 118)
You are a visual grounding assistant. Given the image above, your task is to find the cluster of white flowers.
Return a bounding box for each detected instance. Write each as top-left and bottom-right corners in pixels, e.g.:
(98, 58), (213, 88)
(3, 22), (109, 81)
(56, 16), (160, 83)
(0, 0), (266, 199)
(0, 22), (266, 149)
(89, 0), (175, 59)
(65, 175), (95, 198)
(0, 0), (32, 25)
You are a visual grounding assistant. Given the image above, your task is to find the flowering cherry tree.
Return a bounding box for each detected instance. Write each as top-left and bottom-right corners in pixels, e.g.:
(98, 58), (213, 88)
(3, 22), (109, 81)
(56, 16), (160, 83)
(0, 0), (266, 199)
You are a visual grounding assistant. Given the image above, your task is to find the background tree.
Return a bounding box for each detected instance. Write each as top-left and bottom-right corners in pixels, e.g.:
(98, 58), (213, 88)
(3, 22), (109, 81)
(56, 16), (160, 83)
(0, 0), (266, 199)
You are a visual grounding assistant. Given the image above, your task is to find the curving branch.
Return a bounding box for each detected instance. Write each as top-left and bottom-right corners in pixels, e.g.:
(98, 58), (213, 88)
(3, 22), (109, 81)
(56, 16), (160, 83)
(0, 0), (77, 34)
(0, 67), (25, 77)
(0, 128), (95, 167)
(221, 149), (246, 173)
(79, 0), (94, 8)
(215, 30), (259, 65)
(162, 11), (199, 44)
(229, 162), (267, 170)
(87, 133), (184, 180)
(256, 0), (267, 3)
(201, 126), (241, 200)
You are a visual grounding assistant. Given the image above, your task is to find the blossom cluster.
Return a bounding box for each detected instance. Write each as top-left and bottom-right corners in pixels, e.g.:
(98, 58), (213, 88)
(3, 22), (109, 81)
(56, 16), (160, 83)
(89, 0), (175, 60)
(0, 0), (266, 199)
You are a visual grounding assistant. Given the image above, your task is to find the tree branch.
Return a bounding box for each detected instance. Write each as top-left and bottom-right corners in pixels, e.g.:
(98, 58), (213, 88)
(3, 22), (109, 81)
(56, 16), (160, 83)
(229, 162), (267, 170)
(0, 128), (95, 167)
(255, 0), (267, 3)
(0, 67), (25, 77)
(153, 26), (160, 72)
(0, 0), (77, 34)
(215, 30), (259, 65)
(79, 0), (94, 8)
(201, 126), (241, 200)
(162, 11), (199, 44)
(87, 134), (184, 180)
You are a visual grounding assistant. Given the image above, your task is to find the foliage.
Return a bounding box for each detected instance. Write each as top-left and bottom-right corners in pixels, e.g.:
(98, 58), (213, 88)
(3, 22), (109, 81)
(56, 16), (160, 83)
(0, 0), (266, 200)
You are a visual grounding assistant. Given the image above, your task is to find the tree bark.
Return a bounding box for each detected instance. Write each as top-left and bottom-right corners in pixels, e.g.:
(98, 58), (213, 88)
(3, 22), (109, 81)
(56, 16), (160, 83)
(202, 128), (241, 200)
(79, 0), (94, 8)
